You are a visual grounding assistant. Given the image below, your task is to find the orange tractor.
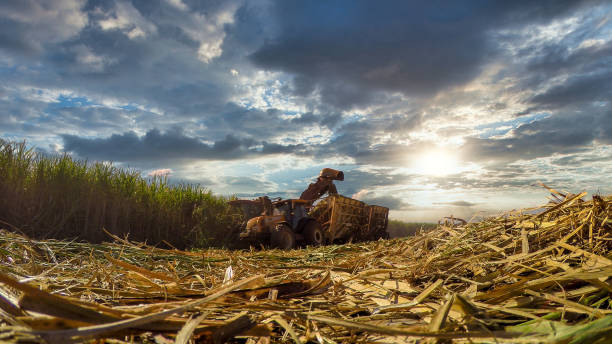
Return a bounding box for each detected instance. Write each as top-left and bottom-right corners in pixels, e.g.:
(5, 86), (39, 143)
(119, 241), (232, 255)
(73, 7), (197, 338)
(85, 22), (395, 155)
(229, 169), (389, 249)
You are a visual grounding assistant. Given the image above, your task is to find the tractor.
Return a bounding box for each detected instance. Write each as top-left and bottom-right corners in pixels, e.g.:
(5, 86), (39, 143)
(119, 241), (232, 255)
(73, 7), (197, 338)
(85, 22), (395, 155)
(229, 168), (389, 249)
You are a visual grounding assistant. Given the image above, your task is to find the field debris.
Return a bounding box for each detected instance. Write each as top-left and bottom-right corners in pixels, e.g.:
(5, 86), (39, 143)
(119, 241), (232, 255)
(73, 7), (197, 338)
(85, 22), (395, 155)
(0, 190), (611, 343)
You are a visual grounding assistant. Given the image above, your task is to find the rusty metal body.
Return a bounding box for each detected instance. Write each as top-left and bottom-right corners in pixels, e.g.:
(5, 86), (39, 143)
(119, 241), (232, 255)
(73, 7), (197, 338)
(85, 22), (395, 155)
(310, 194), (389, 243)
(299, 168), (344, 201)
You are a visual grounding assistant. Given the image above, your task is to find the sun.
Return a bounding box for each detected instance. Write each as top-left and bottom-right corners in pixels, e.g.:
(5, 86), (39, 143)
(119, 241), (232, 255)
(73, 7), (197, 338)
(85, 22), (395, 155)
(413, 149), (461, 176)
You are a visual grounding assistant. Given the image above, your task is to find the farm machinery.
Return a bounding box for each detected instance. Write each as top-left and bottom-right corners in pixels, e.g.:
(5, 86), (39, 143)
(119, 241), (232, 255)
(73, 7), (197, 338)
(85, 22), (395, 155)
(229, 168), (389, 249)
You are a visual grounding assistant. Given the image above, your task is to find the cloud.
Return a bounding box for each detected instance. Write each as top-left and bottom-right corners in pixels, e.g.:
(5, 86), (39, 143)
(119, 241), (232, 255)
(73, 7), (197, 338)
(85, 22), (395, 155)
(97, 0), (157, 39)
(352, 189), (411, 210)
(148, 168), (172, 177)
(463, 109), (611, 164)
(2, 0), (612, 222)
(361, 195), (410, 211)
(433, 201), (477, 207)
(525, 23), (612, 77)
(165, 0), (187, 11)
(0, 0), (88, 55)
(71, 44), (117, 72)
(339, 169), (411, 196)
(158, 0), (239, 63)
(1, 0), (248, 124)
(60, 128), (307, 163)
(529, 70), (612, 109)
(250, 0), (598, 109)
(223, 176), (274, 190)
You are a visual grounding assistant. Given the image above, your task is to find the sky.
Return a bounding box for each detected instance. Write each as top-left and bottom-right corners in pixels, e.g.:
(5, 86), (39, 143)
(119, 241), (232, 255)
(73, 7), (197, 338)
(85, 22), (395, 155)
(1, 0), (611, 222)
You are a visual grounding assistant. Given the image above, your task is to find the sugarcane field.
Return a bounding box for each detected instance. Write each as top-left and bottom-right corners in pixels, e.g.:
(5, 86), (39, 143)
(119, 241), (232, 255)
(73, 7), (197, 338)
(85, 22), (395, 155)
(1, 138), (612, 343)
(0, 188), (611, 343)
(2, 1), (612, 343)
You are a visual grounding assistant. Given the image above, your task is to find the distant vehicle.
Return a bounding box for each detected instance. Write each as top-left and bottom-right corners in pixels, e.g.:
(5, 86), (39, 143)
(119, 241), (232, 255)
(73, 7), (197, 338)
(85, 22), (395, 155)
(229, 169), (389, 249)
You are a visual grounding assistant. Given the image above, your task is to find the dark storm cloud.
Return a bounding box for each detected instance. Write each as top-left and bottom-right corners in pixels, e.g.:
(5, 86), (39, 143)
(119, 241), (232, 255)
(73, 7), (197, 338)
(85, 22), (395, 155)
(523, 38), (612, 111)
(464, 108), (612, 163)
(529, 71), (612, 110)
(0, 0), (88, 56)
(1, 0), (243, 122)
(45, 28), (230, 117)
(2, 0), (612, 206)
(523, 12), (612, 73)
(0, 20), (39, 55)
(61, 128), (306, 162)
(447, 15), (612, 181)
(0, 0), (333, 160)
(251, 0), (597, 109)
(319, 113), (343, 128)
(513, 21), (612, 112)
(200, 104), (341, 142)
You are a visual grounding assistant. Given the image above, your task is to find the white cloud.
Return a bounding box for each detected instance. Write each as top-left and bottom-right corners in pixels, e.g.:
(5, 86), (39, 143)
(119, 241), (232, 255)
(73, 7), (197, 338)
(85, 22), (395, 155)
(496, 15), (582, 57)
(352, 189), (368, 200)
(197, 42), (224, 64)
(98, 0), (157, 39)
(577, 38), (607, 50)
(72, 45), (116, 72)
(176, 4), (240, 63)
(232, 71), (311, 113)
(16, 86), (66, 103)
(165, 0), (187, 11)
(148, 168), (173, 177)
(0, 0), (88, 48)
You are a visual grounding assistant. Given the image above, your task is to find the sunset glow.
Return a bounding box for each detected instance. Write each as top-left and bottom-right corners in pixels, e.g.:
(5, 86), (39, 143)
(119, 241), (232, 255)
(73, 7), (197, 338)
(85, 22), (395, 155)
(413, 150), (461, 176)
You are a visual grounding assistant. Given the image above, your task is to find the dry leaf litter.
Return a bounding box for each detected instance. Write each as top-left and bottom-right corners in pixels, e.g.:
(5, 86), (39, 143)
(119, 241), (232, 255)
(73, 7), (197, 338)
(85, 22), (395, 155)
(0, 188), (611, 343)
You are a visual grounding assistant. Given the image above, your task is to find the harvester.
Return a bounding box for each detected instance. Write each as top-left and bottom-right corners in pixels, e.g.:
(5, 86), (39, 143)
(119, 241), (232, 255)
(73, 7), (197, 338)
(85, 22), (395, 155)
(229, 168), (389, 249)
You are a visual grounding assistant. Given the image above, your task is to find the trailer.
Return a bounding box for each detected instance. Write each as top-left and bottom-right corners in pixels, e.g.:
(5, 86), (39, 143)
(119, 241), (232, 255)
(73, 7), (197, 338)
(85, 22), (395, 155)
(309, 194), (389, 244)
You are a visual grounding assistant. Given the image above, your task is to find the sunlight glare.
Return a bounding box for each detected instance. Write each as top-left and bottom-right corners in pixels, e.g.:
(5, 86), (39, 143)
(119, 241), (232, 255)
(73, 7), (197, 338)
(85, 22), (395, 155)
(413, 149), (461, 176)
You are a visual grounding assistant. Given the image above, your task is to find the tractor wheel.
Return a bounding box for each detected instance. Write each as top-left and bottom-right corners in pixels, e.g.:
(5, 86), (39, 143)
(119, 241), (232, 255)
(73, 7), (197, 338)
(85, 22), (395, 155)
(303, 221), (324, 246)
(270, 224), (295, 249)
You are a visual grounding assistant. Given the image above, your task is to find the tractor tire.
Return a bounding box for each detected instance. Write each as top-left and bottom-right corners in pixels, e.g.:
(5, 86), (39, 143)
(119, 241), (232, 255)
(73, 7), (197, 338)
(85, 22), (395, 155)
(303, 221), (324, 246)
(270, 224), (295, 249)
